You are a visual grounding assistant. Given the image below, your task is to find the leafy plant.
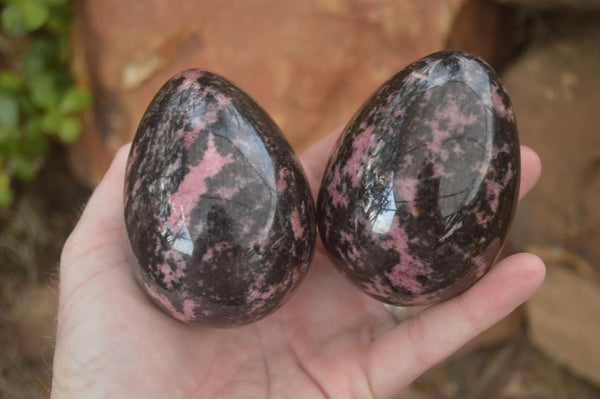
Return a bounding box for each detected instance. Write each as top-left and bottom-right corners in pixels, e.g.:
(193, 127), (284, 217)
(0, 0), (90, 207)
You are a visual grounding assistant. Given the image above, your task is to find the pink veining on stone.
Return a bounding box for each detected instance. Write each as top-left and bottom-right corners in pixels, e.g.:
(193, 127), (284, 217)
(431, 163), (451, 179)
(484, 178), (502, 213)
(403, 70), (429, 87)
(377, 216), (420, 271)
(201, 241), (232, 263)
(426, 119), (451, 160)
(395, 176), (420, 216)
(247, 283), (277, 302)
(217, 185), (239, 199)
(340, 244), (362, 269)
(182, 299), (197, 320)
(451, 141), (466, 156)
(491, 82), (515, 122)
(214, 92), (232, 108)
(363, 276), (391, 298)
(436, 101), (477, 130)
(201, 248), (215, 263)
(474, 204), (493, 226)
(276, 168), (288, 195)
(384, 263), (425, 295)
(322, 216), (332, 241)
(181, 117), (207, 149)
(174, 69), (205, 91)
(395, 176), (419, 203)
(471, 238), (501, 279)
(157, 248), (187, 289)
(317, 51), (519, 306)
(127, 178), (144, 214)
(327, 166), (349, 208)
(342, 125), (376, 186)
(145, 284), (192, 323)
(290, 209), (304, 240)
(125, 69), (316, 327)
(167, 133), (233, 229)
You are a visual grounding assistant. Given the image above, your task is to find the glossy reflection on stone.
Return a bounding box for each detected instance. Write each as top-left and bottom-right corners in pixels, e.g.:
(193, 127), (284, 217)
(124, 70), (316, 327)
(317, 51), (520, 306)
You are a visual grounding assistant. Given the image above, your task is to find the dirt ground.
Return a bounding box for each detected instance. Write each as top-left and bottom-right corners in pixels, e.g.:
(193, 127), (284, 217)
(0, 143), (90, 398)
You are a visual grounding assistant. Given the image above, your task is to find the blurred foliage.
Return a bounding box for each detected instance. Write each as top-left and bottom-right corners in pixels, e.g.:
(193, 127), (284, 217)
(0, 0), (90, 207)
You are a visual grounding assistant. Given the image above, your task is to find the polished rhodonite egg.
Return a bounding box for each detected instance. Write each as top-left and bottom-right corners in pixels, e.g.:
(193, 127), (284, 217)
(317, 51), (520, 306)
(124, 70), (316, 327)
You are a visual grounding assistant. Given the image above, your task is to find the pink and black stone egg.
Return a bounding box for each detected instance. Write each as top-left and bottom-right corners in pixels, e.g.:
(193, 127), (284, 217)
(317, 51), (520, 306)
(124, 70), (316, 327)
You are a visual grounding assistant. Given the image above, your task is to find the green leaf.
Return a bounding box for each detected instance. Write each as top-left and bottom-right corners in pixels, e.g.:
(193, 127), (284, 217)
(23, 43), (48, 78)
(39, 0), (68, 6)
(45, 12), (68, 35)
(56, 33), (71, 62)
(0, 0), (78, 203)
(12, 155), (40, 181)
(0, 172), (12, 207)
(25, 116), (42, 136)
(60, 87), (91, 113)
(21, 0), (49, 31)
(0, 126), (19, 141)
(30, 73), (59, 109)
(1, 2), (25, 36)
(40, 108), (63, 133)
(0, 127), (20, 155)
(58, 115), (81, 143)
(1, 1), (50, 34)
(0, 94), (19, 128)
(21, 130), (49, 156)
(0, 70), (23, 91)
(23, 38), (64, 78)
(17, 94), (37, 116)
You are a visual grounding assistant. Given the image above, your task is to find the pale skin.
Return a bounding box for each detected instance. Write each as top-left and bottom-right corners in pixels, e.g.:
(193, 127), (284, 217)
(52, 130), (545, 399)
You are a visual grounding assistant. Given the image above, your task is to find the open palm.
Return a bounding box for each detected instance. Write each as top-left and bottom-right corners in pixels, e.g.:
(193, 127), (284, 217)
(52, 131), (545, 399)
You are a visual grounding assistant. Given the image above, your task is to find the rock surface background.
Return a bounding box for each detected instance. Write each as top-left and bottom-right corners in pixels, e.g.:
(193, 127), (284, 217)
(505, 14), (600, 268)
(69, 0), (522, 185)
(497, 0), (600, 9)
(503, 12), (600, 389)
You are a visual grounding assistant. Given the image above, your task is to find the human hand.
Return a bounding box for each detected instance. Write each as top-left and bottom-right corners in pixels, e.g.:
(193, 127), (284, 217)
(52, 131), (544, 399)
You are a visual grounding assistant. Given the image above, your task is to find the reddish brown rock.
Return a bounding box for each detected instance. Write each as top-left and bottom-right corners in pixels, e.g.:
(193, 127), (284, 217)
(457, 307), (524, 354)
(446, 0), (524, 71)
(70, 0), (473, 186)
(11, 284), (57, 360)
(397, 338), (600, 398)
(503, 17), (600, 269)
(496, 0), (600, 9)
(526, 262), (600, 387)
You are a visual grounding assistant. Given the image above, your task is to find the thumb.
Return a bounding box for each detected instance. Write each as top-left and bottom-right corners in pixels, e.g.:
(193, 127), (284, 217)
(59, 144), (134, 304)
